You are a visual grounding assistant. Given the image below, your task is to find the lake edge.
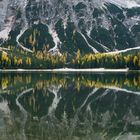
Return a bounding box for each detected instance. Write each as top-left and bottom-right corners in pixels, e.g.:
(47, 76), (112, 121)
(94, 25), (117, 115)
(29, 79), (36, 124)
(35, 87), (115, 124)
(0, 68), (131, 73)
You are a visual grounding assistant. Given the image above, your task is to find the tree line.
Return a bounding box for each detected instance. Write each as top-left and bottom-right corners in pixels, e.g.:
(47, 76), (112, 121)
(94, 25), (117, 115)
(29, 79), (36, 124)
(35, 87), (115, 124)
(0, 47), (140, 69)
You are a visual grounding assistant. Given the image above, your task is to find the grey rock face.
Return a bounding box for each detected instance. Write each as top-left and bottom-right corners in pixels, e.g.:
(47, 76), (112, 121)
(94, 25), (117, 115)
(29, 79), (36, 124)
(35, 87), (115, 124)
(0, 0), (140, 53)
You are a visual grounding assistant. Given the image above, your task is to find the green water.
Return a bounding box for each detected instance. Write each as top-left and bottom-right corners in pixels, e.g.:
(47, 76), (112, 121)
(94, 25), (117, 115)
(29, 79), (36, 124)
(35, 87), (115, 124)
(0, 72), (140, 140)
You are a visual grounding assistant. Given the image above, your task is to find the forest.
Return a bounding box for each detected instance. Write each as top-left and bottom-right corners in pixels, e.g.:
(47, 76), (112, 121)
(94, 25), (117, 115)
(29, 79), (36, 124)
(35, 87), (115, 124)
(0, 46), (140, 69)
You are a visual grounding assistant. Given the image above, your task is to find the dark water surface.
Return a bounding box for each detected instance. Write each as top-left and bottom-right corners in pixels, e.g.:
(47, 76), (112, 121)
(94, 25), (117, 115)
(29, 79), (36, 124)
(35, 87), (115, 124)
(0, 72), (140, 140)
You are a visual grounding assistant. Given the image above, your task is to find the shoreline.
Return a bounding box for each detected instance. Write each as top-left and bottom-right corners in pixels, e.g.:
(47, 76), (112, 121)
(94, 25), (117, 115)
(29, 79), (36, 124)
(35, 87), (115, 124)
(0, 68), (131, 73)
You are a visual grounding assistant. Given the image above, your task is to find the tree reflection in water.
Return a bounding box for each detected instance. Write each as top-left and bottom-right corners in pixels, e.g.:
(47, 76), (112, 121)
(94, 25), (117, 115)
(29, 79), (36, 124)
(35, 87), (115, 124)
(0, 73), (140, 140)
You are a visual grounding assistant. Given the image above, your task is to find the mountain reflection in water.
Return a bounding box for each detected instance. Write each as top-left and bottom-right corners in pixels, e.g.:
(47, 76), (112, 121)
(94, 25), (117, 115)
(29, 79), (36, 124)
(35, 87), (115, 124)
(0, 73), (140, 140)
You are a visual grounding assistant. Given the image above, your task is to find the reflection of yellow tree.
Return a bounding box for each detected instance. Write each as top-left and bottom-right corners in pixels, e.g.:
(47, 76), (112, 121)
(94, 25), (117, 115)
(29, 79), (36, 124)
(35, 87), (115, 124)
(73, 76), (140, 91)
(1, 74), (140, 96)
(26, 75), (31, 84)
(35, 77), (66, 90)
(1, 77), (9, 90)
(36, 80), (44, 90)
(13, 75), (23, 85)
(33, 75), (140, 92)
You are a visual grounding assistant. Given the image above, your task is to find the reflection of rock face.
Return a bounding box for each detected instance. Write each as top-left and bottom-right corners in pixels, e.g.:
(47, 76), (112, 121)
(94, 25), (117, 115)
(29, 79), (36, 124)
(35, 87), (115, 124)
(0, 73), (140, 139)
(0, 96), (27, 140)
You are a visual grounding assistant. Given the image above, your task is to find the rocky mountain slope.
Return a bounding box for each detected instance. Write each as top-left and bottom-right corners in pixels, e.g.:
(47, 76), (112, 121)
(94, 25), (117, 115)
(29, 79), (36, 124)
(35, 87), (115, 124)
(0, 0), (140, 55)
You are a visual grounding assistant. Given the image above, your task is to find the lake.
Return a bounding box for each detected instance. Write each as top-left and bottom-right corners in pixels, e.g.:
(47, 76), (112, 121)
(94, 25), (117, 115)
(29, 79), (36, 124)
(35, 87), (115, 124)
(0, 72), (140, 140)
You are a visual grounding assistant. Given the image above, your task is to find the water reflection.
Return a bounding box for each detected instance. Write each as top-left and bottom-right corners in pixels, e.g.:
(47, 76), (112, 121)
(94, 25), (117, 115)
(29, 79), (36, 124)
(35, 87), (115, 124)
(0, 73), (140, 140)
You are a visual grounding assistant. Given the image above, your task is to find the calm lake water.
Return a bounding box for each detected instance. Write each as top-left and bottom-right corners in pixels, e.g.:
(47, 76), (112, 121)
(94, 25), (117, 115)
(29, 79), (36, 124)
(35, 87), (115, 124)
(0, 72), (140, 140)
